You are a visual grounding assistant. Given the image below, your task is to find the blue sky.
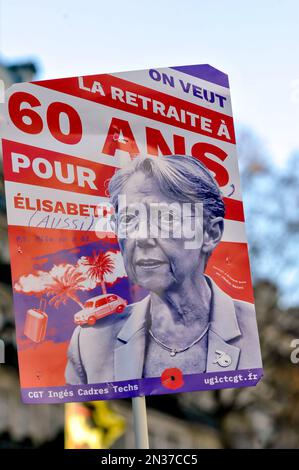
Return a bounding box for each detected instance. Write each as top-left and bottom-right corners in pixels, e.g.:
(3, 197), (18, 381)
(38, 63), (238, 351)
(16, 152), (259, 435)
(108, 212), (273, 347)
(1, 0), (299, 165)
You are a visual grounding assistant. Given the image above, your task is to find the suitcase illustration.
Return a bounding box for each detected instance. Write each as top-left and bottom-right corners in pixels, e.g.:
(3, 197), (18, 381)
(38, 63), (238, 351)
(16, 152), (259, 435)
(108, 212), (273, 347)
(24, 298), (48, 343)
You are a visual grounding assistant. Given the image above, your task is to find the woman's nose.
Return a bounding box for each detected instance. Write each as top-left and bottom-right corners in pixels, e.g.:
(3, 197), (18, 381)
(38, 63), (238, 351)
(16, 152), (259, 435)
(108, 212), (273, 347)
(134, 217), (157, 247)
(130, 212), (157, 248)
(135, 235), (157, 248)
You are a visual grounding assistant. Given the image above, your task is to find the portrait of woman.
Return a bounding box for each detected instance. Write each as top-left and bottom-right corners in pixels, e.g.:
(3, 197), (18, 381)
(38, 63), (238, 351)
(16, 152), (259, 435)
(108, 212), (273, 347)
(66, 155), (262, 385)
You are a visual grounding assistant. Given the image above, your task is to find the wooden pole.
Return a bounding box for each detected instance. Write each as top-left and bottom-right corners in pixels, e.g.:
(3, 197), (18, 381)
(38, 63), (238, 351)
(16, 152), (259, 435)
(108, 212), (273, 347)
(132, 396), (149, 449)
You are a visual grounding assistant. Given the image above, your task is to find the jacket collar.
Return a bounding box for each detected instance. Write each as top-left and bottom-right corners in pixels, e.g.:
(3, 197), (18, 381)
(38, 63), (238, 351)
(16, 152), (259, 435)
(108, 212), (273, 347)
(117, 294), (151, 343)
(206, 276), (241, 341)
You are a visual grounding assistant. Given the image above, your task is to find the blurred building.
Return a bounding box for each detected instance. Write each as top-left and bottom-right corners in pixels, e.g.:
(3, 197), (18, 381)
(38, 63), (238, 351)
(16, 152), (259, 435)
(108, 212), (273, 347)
(0, 61), (37, 89)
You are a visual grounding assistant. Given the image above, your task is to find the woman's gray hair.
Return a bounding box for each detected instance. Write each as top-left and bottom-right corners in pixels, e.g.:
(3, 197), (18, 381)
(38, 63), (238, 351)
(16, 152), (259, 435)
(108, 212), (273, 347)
(108, 155), (225, 227)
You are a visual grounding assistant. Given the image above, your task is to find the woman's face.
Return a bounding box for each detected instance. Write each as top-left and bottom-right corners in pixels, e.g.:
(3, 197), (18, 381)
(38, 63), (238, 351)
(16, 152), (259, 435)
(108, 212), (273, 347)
(116, 171), (206, 294)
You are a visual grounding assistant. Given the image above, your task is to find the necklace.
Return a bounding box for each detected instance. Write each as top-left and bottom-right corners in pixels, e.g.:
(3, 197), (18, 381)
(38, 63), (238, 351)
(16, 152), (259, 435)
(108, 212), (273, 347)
(149, 323), (210, 357)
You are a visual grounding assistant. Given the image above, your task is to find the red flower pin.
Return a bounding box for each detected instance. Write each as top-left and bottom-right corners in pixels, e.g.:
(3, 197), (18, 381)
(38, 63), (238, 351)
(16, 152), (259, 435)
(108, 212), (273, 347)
(161, 368), (184, 390)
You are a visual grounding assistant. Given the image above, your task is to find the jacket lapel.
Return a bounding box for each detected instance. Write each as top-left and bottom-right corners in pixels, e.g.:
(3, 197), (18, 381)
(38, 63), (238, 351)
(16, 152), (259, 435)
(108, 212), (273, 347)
(206, 329), (240, 372)
(206, 276), (241, 371)
(114, 295), (150, 381)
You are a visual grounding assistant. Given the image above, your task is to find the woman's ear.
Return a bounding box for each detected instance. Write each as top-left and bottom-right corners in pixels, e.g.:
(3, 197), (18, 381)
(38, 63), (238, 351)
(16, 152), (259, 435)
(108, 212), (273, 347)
(201, 217), (224, 255)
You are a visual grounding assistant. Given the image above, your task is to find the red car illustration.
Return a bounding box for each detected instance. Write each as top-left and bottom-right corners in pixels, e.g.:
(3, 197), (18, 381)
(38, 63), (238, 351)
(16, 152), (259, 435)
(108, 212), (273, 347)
(74, 294), (128, 326)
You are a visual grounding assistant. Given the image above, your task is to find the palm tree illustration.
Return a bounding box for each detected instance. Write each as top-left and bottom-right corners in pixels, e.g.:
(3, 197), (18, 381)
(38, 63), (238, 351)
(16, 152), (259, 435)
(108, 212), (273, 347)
(45, 265), (86, 309)
(82, 251), (115, 294)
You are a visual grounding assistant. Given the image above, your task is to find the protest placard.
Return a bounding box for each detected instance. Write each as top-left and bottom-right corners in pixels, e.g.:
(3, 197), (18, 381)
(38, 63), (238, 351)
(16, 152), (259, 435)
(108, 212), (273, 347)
(1, 64), (263, 404)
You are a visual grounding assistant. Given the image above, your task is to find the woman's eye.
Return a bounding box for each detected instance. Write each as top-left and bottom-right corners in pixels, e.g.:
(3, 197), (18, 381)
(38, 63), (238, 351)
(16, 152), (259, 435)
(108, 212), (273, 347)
(161, 211), (178, 223)
(121, 214), (136, 225)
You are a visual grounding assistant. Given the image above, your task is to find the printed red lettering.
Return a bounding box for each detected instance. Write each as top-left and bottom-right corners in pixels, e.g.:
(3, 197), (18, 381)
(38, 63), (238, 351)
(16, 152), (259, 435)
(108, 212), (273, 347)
(102, 118), (140, 158)
(8, 92), (43, 134)
(191, 142), (229, 187)
(47, 102), (82, 145)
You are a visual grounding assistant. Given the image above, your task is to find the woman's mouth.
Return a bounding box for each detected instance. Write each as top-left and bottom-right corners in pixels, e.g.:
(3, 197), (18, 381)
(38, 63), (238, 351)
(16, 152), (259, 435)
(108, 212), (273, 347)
(135, 258), (167, 268)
